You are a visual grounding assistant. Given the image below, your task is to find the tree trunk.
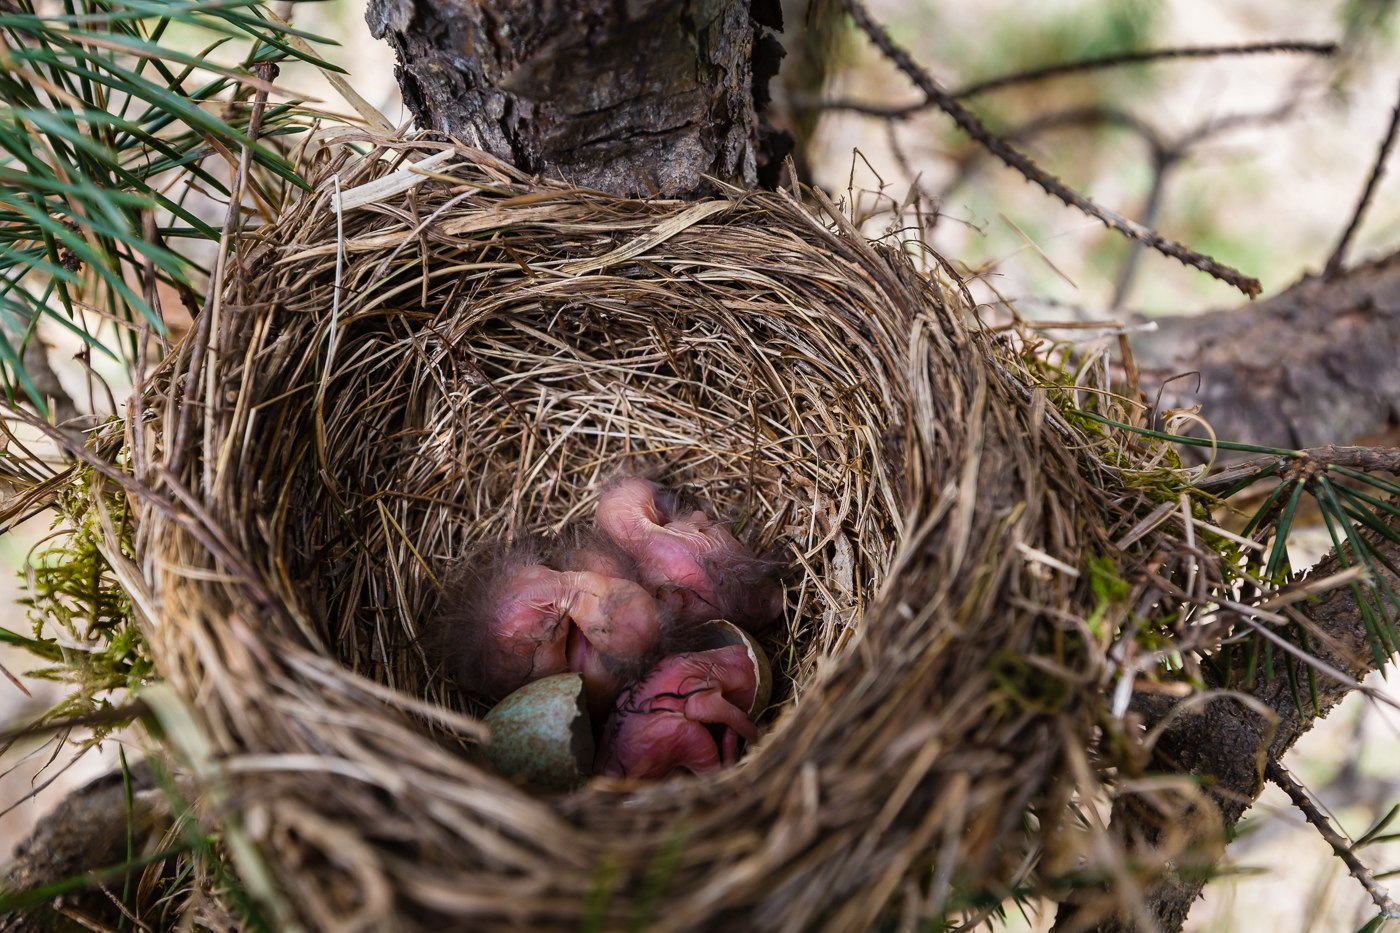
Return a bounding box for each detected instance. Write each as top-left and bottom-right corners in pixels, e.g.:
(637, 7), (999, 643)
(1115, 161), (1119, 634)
(366, 0), (1400, 457)
(1053, 524), (1400, 933)
(365, 0), (783, 198)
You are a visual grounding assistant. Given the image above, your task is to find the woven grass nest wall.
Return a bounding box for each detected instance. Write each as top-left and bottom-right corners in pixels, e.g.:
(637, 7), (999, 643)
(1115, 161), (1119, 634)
(117, 137), (1153, 931)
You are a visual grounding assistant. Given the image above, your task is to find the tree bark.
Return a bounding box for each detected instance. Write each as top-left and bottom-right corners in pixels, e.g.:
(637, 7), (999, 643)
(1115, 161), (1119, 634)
(301, 7), (1400, 930)
(364, 0), (775, 198)
(262, 7), (1400, 930)
(1136, 254), (1400, 454)
(11, 6), (1400, 932)
(1, 760), (178, 931)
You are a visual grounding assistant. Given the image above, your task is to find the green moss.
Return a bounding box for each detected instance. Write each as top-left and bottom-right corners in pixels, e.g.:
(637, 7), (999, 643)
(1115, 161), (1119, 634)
(6, 463), (149, 736)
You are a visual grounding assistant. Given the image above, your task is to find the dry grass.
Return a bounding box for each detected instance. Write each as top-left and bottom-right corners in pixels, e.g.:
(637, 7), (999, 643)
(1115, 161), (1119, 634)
(62, 133), (1239, 930)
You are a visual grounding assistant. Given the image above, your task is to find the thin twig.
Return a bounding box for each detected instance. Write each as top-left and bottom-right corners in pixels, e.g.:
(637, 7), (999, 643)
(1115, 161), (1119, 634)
(1266, 759), (1400, 920)
(1324, 79), (1400, 279)
(805, 40), (1335, 117)
(1111, 152), (1173, 310)
(842, 0), (1262, 298)
(957, 40), (1336, 98)
(0, 701), (151, 745)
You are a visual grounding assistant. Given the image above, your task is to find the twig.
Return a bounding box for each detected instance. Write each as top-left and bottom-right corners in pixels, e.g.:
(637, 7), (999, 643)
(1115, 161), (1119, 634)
(805, 40), (1335, 117)
(1112, 150), (1174, 310)
(1324, 79), (1400, 279)
(957, 40), (1336, 99)
(168, 61), (277, 478)
(1196, 444), (1400, 493)
(842, 0), (1262, 298)
(0, 701), (151, 745)
(1266, 759), (1400, 920)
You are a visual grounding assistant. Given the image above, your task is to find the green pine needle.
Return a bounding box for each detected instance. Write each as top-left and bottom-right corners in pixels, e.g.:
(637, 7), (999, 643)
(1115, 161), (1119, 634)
(0, 0), (331, 412)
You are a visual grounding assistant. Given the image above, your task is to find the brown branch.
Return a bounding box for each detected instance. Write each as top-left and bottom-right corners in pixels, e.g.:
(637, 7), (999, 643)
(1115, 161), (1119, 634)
(1324, 79), (1400, 279)
(957, 40), (1336, 99)
(1135, 254), (1400, 456)
(1, 759), (182, 928)
(842, 0), (1262, 298)
(1195, 445), (1400, 494)
(1111, 151), (1174, 310)
(0, 702), (150, 747)
(1265, 759), (1400, 921)
(803, 40), (1335, 117)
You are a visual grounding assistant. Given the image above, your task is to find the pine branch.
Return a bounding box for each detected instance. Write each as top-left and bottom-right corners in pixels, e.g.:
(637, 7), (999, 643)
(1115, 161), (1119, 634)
(0, 0), (330, 412)
(1266, 760), (1400, 921)
(1054, 521), (1400, 933)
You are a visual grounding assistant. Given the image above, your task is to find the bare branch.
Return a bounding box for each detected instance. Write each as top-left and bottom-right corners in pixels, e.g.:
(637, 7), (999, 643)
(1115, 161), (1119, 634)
(1136, 254), (1400, 457)
(1056, 522), (1400, 933)
(1324, 80), (1400, 279)
(1266, 759), (1400, 921)
(0, 702), (150, 746)
(1196, 445), (1400, 494)
(804, 40), (1335, 117)
(842, 0), (1263, 298)
(957, 40), (1337, 99)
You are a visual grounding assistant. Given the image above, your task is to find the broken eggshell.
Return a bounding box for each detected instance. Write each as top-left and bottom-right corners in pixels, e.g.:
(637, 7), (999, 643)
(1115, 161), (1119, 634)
(480, 673), (594, 791)
(596, 624), (772, 781)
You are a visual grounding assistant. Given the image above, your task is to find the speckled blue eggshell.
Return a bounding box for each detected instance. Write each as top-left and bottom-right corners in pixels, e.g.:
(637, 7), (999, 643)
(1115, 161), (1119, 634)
(481, 673), (594, 791)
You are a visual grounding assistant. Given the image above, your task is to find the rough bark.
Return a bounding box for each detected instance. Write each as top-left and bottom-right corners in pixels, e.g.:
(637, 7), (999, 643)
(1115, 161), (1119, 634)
(365, 0), (1400, 452)
(10, 6), (1400, 932)
(364, 0), (771, 198)
(1, 760), (177, 931)
(1136, 253), (1400, 454)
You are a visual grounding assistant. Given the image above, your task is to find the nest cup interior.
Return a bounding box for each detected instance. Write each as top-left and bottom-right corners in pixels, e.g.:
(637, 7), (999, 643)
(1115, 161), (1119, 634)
(246, 155), (912, 737)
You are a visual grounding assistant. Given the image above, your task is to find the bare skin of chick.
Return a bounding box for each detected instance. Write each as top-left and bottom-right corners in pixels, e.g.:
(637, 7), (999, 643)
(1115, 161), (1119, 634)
(596, 643), (760, 780)
(439, 552), (665, 717)
(595, 476), (783, 631)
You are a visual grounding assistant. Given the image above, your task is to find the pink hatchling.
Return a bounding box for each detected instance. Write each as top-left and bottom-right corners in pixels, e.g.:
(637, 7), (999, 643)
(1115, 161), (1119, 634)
(595, 476), (783, 631)
(445, 559), (665, 717)
(596, 643), (762, 780)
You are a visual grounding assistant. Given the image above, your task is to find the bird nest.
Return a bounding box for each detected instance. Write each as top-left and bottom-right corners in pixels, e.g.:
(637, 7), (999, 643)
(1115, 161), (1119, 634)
(95, 136), (1201, 930)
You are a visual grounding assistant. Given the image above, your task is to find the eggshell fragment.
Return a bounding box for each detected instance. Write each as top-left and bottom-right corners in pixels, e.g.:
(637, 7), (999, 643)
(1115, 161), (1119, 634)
(481, 673), (594, 791)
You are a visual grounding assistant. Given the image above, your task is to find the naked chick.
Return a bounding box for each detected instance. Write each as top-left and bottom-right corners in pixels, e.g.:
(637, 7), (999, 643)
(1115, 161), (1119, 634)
(594, 476), (783, 631)
(438, 546), (667, 717)
(595, 643), (762, 780)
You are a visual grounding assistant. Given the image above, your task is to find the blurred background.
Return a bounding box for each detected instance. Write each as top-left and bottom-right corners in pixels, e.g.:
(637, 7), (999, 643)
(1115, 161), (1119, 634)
(3, 1), (1400, 929)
